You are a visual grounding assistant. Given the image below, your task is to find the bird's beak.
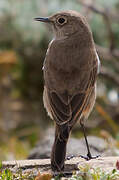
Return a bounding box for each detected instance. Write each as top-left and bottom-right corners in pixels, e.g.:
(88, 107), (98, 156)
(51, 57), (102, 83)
(34, 17), (51, 23)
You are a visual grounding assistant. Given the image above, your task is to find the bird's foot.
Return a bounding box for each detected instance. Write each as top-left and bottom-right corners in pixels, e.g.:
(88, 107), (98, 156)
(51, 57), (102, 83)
(66, 155), (75, 160)
(80, 153), (100, 161)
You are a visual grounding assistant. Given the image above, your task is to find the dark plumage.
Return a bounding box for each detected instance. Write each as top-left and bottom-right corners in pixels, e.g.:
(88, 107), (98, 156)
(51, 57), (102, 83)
(35, 10), (100, 172)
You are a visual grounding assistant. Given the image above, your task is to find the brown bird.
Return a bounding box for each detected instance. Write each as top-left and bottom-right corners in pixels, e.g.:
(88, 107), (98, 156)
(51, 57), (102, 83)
(34, 10), (100, 172)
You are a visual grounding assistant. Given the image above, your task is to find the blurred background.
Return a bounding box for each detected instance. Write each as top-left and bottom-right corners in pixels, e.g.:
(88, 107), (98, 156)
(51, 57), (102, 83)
(0, 0), (119, 161)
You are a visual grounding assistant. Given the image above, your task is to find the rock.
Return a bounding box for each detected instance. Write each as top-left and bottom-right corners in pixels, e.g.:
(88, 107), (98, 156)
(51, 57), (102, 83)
(28, 128), (116, 159)
(2, 156), (119, 176)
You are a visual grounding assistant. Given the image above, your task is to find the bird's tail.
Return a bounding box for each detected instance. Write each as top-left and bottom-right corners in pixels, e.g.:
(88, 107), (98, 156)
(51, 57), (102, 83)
(51, 124), (71, 172)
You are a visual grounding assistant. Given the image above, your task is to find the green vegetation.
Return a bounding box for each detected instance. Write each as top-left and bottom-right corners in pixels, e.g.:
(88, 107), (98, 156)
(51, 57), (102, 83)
(0, 168), (35, 180)
(0, 164), (119, 180)
(52, 165), (119, 180)
(70, 165), (119, 180)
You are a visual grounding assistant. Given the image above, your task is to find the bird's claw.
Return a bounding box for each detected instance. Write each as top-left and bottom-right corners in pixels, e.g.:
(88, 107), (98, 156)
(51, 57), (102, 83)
(66, 155), (75, 160)
(80, 154), (100, 161)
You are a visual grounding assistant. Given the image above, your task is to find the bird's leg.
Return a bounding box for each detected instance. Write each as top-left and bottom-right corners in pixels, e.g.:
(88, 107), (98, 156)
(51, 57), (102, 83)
(80, 121), (100, 160)
(66, 155), (76, 160)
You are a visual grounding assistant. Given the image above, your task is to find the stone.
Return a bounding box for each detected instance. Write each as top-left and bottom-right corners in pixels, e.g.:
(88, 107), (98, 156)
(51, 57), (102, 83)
(2, 156), (119, 176)
(28, 128), (116, 159)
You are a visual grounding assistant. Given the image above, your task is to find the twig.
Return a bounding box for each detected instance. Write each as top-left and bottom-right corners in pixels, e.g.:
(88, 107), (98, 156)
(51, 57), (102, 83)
(99, 66), (119, 87)
(78, 0), (116, 50)
(78, 0), (119, 23)
(96, 45), (119, 61)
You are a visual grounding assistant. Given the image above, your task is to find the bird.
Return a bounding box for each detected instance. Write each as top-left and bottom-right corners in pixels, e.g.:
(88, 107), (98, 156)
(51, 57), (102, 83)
(34, 10), (100, 172)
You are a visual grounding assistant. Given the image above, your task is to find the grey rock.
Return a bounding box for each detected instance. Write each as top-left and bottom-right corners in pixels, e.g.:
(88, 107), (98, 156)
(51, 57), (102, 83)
(3, 156), (119, 175)
(28, 128), (114, 159)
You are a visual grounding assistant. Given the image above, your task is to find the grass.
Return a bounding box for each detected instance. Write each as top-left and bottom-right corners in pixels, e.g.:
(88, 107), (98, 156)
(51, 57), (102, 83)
(52, 164), (119, 180)
(69, 165), (119, 180)
(0, 162), (35, 180)
(1, 162), (119, 180)
(0, 168), (35, 180)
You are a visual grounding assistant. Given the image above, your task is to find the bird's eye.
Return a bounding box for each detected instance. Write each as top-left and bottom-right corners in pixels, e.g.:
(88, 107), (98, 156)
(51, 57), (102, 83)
(57, 17), (66, 25)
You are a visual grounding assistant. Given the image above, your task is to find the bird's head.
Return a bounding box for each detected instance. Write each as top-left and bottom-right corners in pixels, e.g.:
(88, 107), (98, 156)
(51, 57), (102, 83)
(34, 10), (92, 40)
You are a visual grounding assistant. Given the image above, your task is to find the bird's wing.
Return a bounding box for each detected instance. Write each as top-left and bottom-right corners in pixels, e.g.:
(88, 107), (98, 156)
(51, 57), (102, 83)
(47, 61), (98, 125)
